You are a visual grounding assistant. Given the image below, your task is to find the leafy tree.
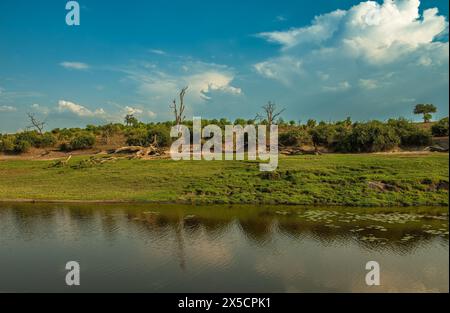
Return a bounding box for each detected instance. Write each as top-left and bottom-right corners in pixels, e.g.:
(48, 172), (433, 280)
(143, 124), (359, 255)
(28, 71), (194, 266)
(306, 119), (317, 129)
(124, 114), (139, 127)
(414, 104), (437, 123)
(432, 117), (449, 137)
(279, 129), (312, 147)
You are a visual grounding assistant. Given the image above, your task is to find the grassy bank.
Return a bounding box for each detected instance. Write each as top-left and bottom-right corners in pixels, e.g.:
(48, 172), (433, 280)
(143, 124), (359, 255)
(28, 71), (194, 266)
(0, 154), (448, 207)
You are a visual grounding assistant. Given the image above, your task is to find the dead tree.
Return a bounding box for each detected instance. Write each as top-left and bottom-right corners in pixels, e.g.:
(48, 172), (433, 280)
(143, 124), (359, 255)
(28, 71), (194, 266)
(170, 86), (188, 125)
(27, 113), (46, 134)
(256, 101), (285, 125)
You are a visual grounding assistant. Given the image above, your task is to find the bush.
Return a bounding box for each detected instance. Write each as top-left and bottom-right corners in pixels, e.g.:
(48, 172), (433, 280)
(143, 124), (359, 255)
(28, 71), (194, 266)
(388, 118), (432, 147)
(309, 124), (337, 147)
(15, 131), (41, 147)
(432, 117), (449, 137)
(279, 129), (312, 146)
(61, 133), (96, 151)
(125, 128), (149, 146)
(343, 121), (400, 153)
(148, 126), (172, 147)
(0, 136), (15, 153)
(13, 140), (31, 153)
(401, 128), (432, 147)
(125, 126), (172, 147)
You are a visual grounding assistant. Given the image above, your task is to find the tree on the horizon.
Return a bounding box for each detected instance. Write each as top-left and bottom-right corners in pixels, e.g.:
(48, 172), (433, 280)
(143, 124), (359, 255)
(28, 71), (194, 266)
(26, 113), (46, 135)
(124, 114), (138, 127)
(256, 101), (285, 126)
(414, 104), (437, 123)
(170, 86), (188, 125)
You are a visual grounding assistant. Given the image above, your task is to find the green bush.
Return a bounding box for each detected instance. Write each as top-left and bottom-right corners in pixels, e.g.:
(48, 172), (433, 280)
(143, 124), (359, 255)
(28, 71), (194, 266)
(348, 121), (400, 152)
(61, 133), (96, 151)
(13, 140), (31, 153)
(309, 124), (337, 147)
(388, 118), (432, 147)
(148, 126), (172, 147)
(279, 129), (312, 146)
(0, 136), (15, 153)
(432, 117), (449, 137)
(125, 128), (149, 146)
(125, 126), (172, 147)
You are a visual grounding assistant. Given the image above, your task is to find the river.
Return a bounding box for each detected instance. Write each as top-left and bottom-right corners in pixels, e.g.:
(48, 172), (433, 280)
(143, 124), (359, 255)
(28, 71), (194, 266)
(0, 203), (448, 292)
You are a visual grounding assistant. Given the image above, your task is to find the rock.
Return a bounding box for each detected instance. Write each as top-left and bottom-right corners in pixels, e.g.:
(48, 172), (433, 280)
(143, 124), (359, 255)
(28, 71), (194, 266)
(368, 181), (400, 192)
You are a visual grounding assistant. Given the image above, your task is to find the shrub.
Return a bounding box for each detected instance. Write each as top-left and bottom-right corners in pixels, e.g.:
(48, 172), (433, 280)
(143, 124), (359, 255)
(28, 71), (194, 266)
(400, 128), (432, 147)
(61, 133), (96, 151)
(14, 140), (31, 153)
(388, 118), (432, 147)
(347, 121), (400, 152)
(15, 131), (41, 147)
(125, 126), (172, 147)
(432, 117), (449, 137)
(148, 126), (172, 147)
(125, 128), (149, 146)
(309, 124), (337, 147)
(0, 136), (15, 153)
(279, 129), (312, 146)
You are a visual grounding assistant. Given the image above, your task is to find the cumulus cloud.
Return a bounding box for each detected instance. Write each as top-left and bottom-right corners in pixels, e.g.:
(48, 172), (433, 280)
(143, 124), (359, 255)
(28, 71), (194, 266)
(253, 0), (449, 119)
(58, 100), (105, 117)
(60, 61), (90, 70)
(256, 0), (448, 64)
(0, 105), (17, 112)
(125, 61), (242, 106)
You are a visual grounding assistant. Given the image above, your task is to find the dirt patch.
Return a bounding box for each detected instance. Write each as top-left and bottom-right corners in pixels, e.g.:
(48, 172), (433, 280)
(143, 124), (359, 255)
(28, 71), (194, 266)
(368, 181), (400, 192)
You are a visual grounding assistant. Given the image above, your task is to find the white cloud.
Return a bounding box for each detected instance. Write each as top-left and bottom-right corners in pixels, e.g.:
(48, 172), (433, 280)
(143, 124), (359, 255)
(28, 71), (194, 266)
(252, 0), (449, 120)
(30, 103), (50, 114)
(148, 49), (167, 55)
(258, 10), (346, 49)
(60, 62), (90, 70)
(323, 81), (352, 92)
(257, 0), (448, 63)
(58, 100), (105, 117)
(359, 79), (378, 90)
(125, 61), (242, 105)
(0, 105), (16, 112)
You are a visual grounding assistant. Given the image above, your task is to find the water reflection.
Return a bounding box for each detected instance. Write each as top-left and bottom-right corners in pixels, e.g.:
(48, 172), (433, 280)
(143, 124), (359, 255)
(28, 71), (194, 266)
(0, 203), (448, 292)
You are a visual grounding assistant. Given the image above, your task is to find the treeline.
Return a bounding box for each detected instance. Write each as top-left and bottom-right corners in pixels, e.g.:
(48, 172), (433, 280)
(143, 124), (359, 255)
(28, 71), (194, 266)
(0, 116), (448, 154)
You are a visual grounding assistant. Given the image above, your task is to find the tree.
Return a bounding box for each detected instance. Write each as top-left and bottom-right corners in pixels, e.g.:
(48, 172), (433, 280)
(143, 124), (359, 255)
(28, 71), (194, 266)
(414, 104), (437, 123)
(170, 86), (188, 125)
(256, 101), (285, 125)
(306, 119), (317, 129)
(27, 113), (46, 135)
(124, 114), (138, 127)
(432, 117), (449, 137)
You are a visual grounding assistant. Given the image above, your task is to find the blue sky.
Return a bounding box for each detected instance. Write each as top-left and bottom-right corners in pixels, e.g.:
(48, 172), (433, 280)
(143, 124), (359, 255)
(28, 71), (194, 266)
(0, 0), (449, 132)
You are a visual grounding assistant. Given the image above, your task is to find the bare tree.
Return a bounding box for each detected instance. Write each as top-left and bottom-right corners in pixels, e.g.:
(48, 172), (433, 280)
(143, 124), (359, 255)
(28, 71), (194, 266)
(170, 86), (188, 125)
(256, 101), (285, 125)
(27, 113), (46, 135)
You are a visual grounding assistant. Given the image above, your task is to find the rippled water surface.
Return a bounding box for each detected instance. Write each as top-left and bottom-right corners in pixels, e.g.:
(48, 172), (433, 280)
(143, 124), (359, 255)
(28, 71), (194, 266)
(0, 203), (448, 292)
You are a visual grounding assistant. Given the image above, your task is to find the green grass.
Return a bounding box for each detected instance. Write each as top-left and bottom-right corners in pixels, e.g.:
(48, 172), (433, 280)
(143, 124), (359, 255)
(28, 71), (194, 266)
(0, 154), (448, 207)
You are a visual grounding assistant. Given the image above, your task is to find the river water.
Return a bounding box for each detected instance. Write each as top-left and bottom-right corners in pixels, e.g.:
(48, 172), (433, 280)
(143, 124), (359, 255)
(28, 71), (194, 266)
(0, 203), (448, 293)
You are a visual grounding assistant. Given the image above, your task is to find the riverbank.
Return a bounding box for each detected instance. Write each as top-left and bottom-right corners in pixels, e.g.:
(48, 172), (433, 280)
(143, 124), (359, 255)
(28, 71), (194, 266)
(0, 153), (448, 207)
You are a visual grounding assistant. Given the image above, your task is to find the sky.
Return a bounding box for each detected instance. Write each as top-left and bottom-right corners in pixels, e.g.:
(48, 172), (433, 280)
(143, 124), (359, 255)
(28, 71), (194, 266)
(0, 0), (449, 132)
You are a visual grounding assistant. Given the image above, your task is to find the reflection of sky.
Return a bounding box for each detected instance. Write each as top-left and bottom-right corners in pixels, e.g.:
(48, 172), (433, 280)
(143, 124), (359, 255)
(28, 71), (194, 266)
(0, 206), (448, 292)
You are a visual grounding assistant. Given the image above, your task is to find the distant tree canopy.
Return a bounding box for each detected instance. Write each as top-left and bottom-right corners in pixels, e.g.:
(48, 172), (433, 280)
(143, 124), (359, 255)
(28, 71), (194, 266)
(124, 114), (139, 127)
(0, 112), (446, 155)
(414, 104), (437, 123)
(432, 117), (449, 137)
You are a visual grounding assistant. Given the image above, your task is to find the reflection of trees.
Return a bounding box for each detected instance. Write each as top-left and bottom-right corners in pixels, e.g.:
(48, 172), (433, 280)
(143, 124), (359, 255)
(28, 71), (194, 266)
(238, 218), (274, 245)
(1, 203), (447, 256)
